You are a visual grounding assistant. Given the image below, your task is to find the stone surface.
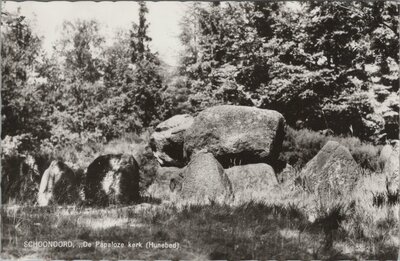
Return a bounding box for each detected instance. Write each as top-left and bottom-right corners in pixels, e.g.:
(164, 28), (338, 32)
(298, 141), (360, 212)
(150, 114), (194, 167)
(84, 154), (140, 205)
(146, 167), (183, 201)
(172, 152), (232, 203)
(37, 161), (79, 206)
(225, 163), (278, 200)
(183, 105), (285, 167)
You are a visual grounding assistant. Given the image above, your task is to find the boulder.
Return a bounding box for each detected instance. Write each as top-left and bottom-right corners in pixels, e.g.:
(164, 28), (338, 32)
(84, 154), (140, 205)
(150, 114), (194, 167)
(37, 161), (79, 206)
(225, 163), (278, 201)
(183, 105), (285, 168)
(146, 167), (183, 201)
(298, 141), (360, 213)
(171, 152), (232, 203)
(380, 140), (399, 194)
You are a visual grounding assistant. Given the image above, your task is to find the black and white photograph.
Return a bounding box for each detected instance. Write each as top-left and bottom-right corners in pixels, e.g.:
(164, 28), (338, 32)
(1, 0), (399, 259)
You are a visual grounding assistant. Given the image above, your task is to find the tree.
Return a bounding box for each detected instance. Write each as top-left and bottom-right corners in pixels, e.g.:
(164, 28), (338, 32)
(260, 1), (398, 141)
(1, 11), (50, 141)
(178, 2), (282, 111)
(126, 1), (164, 127)
(178, 1), (399, 142)
(56, 19), (105, 83)
(43, 20), (107, 142)
(43, 3), (166, 143)
(130, 1), (151, 64)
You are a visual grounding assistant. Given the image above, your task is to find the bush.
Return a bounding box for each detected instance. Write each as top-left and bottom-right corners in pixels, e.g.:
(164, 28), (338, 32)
(280, 127), (382, 171)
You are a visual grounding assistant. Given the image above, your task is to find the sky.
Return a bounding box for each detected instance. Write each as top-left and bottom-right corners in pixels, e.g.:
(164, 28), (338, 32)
(3, 1), (301, 66)
(2, 1), (187, 66)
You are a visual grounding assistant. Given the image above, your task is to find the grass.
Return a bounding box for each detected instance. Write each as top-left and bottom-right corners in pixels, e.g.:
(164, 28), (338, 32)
(0, 203), (336, 260)
(2, 182), (398, 260)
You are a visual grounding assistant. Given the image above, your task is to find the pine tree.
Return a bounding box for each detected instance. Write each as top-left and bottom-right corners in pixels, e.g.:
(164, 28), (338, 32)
(127, 1), (163, 127)
(130, 1), (151, 64)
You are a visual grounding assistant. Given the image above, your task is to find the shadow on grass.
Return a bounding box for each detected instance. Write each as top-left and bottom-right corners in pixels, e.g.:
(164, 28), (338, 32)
(1, 201), (398, 260)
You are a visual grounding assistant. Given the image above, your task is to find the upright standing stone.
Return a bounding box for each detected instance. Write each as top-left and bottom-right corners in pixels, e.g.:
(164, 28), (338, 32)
(37, 161), (78, 206)
(84, 154), (140, 205)
(171, 152), (232, 203)
(298, 141), (360, 215)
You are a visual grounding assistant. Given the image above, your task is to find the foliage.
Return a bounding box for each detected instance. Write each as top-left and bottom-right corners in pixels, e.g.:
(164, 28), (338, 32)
(1, 11), (51, 140)
(3, 2), (398, 147)
(1, 5), (165, 205)
(3, 2), (167, 147)
(158, 75), (195, 119)
(56, 19), (104, 83)
(178, 2), (399, 142)
(125, 1), (164, 127)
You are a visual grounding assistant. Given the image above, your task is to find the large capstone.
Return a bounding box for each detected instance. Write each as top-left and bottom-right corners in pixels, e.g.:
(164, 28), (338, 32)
(183, 105), (285, 168)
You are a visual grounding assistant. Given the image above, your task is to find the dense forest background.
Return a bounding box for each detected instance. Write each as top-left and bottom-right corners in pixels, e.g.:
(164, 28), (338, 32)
(2, 1), (399, 161)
